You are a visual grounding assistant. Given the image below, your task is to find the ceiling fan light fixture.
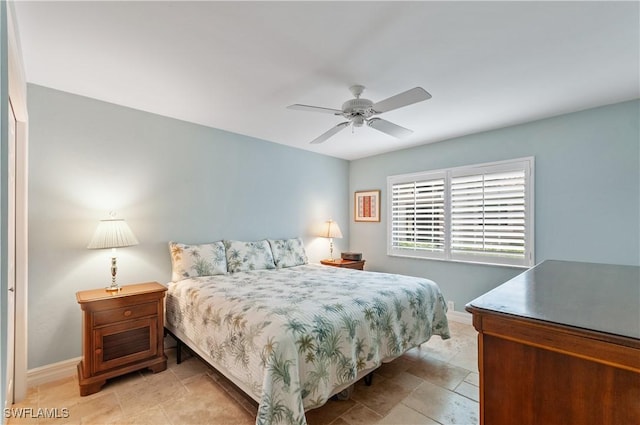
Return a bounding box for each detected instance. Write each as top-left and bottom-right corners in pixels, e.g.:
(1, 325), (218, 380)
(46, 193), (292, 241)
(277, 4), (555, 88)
(352, 115), (365, 127)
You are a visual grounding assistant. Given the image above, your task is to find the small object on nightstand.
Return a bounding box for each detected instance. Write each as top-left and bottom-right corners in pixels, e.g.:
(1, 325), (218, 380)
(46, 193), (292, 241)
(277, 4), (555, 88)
(76, 282), (167, 396)
(321, 258), (366, 270)
(341, 252), (362, 261)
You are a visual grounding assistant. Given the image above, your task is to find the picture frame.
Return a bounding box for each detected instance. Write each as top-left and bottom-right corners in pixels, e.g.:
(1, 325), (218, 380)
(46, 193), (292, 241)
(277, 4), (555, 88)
(354, 190), (381, 222)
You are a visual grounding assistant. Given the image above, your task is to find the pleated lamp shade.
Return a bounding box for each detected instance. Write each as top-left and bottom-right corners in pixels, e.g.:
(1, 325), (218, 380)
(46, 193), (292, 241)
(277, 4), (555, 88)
(87, 219), (139, 249)
(320, 219), (343, 239)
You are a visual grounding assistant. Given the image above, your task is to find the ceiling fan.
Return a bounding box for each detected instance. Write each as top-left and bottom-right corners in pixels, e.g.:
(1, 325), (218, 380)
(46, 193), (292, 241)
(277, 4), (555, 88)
(287, 85), (431, 144)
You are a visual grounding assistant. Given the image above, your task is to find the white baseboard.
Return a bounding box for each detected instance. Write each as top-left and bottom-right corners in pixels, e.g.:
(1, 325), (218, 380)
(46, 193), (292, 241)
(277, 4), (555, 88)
(447, 310), (473, 325)
(27, 357), (80, 388)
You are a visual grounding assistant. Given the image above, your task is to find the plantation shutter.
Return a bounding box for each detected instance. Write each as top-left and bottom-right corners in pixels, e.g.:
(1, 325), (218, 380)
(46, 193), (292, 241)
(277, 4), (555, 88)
(388, 157), (533, 267)
(390, 174), (446, 257)
(450, 162), (530, 265)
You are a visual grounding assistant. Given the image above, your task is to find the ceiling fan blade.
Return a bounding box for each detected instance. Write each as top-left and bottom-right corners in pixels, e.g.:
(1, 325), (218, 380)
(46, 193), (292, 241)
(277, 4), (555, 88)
(287, 104), (343, 115)
(372, 87), (432, 114)
(367, 118), (413, 139)
(310, 122), (350, 144)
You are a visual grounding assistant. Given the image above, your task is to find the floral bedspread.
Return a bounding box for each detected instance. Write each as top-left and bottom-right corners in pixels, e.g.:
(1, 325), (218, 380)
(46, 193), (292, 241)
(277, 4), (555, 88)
(166, 264), (450, 425)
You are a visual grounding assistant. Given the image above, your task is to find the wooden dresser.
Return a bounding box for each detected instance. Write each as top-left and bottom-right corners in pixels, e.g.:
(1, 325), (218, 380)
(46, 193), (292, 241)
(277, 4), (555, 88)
(321, 259), (365, 270)
(76, 282), (167, 396)
(466, 260), (640, 425)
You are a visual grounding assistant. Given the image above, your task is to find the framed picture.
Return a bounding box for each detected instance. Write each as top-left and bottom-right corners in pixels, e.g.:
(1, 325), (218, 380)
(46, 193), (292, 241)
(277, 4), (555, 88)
(354, 190), (381, 222)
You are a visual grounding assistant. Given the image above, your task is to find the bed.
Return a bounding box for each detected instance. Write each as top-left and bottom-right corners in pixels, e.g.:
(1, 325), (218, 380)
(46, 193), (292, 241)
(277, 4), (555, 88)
(164, 239), (450, 425)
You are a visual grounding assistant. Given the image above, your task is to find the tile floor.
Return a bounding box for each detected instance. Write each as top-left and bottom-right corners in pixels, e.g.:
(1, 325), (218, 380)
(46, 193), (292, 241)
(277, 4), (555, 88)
(8, 320), (478, 425)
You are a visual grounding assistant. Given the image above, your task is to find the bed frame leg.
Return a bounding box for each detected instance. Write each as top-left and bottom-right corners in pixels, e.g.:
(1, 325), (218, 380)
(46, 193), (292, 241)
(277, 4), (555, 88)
(164, 328), (184, 365)
(364, 372), (373, 386)
(334, 385), (354, 400)
(176, 339), (183, 364)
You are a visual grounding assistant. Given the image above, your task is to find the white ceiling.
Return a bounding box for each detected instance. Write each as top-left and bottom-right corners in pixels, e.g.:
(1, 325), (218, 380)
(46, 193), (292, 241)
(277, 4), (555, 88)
(13, 1), (640, 160)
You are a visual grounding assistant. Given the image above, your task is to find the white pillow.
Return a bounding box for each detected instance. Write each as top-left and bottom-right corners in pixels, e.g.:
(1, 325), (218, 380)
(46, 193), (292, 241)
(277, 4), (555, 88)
(168, 241), (227, 282)
(223, 240), (276, 273)
(268, 238), (308, 268)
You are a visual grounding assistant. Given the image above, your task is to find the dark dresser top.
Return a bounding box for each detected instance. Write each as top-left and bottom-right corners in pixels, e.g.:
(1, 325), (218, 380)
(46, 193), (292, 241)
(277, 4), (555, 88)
(466, 260), (640, 339)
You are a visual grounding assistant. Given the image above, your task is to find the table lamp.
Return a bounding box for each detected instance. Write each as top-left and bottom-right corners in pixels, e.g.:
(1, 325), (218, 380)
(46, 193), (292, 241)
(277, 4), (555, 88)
(319, 219), (343, 261)
(87, 213), (139, 292)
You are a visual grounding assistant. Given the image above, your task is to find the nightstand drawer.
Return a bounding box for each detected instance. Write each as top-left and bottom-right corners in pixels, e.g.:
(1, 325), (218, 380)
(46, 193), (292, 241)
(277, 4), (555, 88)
(340, 261), (365, 269)
(93, 302), (157, 327)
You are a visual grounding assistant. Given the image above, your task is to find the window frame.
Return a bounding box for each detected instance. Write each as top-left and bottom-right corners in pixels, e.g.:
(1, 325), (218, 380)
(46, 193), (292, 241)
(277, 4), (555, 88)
(387, 157), (535, 268)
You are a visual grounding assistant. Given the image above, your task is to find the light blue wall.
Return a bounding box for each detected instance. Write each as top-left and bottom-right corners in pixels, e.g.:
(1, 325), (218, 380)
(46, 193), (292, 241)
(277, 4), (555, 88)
(350, 100), (640, 312)
(25, 84), (640, 368)
(1, 0), (8, 412)
(27, 84), (350, 369)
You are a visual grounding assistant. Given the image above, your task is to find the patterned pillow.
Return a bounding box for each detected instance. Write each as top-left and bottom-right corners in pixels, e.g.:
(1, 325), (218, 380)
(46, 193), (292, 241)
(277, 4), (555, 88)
(168, 241), (227, 282)
(223, 240), (276, 273)
(268, 238), (308, 268)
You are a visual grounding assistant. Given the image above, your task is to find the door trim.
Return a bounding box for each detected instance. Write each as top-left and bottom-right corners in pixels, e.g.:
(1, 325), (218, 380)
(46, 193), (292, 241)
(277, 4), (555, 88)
(7, 1), (29, 403)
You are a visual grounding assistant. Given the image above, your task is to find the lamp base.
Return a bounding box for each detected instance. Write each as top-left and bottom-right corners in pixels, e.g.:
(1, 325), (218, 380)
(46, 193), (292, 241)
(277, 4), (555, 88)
(329, 238), (335, 261)
(105, 285), (122, 292)
(105, 255), (121, 292)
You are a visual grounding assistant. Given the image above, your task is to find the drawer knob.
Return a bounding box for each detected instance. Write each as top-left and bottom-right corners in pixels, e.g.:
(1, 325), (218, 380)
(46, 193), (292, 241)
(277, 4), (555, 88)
(95, 348), (102, 355)
(123, 310), (132, 317)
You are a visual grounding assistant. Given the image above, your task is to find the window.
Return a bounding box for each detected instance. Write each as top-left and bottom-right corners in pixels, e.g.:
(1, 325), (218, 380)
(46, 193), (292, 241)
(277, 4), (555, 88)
(388, 157), (534, 267)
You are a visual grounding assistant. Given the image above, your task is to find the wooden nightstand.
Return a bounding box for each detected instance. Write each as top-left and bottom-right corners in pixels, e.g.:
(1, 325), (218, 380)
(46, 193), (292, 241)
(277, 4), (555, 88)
(76, 282), (167, 396)
(321, 259), (366, 270)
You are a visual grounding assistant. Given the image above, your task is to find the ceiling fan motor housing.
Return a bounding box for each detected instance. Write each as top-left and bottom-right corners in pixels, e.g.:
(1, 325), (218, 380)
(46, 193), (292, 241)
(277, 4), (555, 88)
(342, 98), (375, 124)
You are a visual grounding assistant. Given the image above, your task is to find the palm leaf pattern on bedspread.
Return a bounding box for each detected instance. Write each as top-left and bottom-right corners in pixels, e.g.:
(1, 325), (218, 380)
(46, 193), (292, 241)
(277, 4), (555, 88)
(166, 264), (450, 425)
